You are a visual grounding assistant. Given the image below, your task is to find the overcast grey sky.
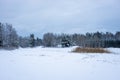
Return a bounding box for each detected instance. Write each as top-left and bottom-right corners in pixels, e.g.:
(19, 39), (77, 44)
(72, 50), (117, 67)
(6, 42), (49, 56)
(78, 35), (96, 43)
(0, 0), (120, 37)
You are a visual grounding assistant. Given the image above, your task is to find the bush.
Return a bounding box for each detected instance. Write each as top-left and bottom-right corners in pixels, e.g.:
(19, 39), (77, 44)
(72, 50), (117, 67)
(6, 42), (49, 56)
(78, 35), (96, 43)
(72, 47), (110, 53)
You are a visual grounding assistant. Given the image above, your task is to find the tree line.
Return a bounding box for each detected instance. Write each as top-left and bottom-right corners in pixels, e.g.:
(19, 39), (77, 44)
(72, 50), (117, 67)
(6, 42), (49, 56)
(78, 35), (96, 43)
(42, 32), (120, 48)
(0, 22), (120, 49)
(0, 22), (42, 49)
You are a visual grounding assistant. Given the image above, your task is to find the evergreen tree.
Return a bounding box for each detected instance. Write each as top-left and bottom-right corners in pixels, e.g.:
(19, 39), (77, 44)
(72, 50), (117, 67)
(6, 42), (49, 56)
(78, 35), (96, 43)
(35, 37), (42, 46)
(0, 23), (3, 47)
(29, 34), (35, 47)
(61, 37), (70, 47)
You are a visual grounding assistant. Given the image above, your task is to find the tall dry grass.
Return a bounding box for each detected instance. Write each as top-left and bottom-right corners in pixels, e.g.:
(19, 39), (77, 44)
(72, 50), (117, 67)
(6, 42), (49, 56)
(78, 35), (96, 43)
(72, 47), (110, 53)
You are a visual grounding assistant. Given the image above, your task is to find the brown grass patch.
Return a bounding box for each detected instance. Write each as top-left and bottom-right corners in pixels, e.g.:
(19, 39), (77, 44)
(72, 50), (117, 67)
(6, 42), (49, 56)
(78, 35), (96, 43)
(72, 47), (110, 53)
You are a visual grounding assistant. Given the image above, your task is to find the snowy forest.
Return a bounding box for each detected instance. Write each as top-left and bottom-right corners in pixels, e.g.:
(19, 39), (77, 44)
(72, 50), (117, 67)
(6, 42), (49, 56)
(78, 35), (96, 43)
(0, 22), (120, 49)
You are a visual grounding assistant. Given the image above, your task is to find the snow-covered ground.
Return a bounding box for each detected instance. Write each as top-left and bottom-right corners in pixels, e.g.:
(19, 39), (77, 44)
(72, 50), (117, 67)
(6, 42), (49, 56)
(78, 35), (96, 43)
(0, 47), (120, 80)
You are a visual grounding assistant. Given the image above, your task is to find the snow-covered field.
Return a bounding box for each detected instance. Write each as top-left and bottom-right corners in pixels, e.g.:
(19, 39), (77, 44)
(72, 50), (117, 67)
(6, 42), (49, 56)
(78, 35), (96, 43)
(0, 47), (120, 80)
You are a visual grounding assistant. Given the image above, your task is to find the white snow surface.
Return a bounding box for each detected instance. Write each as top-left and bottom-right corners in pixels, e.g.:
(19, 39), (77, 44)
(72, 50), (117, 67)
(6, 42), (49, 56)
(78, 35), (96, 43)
(0, 47), (120, 80)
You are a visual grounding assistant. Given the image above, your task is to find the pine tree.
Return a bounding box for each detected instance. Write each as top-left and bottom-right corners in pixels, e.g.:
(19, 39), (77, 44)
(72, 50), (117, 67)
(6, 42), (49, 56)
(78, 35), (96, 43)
(29, 34), (35, 47)
(61, 37), (70, 47)
(0, 23), (3, 47)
